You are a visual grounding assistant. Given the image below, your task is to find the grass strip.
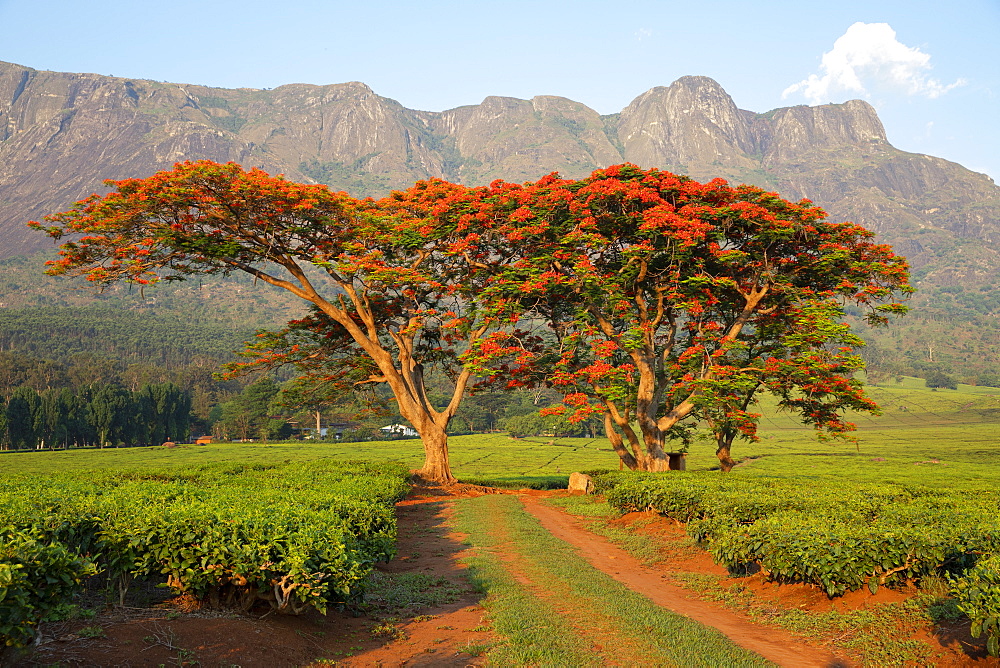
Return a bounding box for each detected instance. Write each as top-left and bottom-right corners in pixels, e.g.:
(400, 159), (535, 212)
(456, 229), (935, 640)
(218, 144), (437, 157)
(452, 495), (607, 666)
(452, 494), (773, 667)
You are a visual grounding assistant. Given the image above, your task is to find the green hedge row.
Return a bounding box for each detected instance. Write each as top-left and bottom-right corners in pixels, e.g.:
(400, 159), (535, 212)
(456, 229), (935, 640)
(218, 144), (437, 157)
(0, 531), (96, 647)
(0, 460), (410, 647)
(952, 554), (1000, 656)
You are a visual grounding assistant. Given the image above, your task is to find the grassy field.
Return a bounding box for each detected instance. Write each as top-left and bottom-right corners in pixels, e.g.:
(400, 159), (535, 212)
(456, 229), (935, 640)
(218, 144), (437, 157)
(4, 376), (1000, 488)
(728, 376), (1000, 487)
(0, 434), (612, 488)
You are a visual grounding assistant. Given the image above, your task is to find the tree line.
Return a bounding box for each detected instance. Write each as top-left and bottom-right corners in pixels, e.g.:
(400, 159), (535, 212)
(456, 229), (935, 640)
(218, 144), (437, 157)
(0, 341), (582, 445)
(0, 349), (242, 435)
(0, 382), (191, 450)
(34, 161), (912, 481)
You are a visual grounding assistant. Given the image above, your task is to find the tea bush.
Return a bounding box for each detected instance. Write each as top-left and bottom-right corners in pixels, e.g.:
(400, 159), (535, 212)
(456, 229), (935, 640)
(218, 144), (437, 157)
(0, 459), (410, 646)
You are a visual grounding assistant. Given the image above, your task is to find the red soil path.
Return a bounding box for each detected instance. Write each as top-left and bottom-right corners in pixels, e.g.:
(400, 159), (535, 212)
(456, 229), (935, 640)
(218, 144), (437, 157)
(517, 492), (848, 667)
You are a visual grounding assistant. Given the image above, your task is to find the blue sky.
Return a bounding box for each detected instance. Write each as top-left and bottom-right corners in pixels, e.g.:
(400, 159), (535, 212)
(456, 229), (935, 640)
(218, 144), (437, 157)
(1, 0), (997, 181)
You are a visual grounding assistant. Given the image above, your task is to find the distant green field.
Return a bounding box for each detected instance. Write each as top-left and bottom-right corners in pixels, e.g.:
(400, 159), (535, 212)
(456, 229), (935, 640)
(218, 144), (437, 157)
(733, 376), (1000, 487)
(0, 434), (614, 488)
(4, 377), (1000, 489)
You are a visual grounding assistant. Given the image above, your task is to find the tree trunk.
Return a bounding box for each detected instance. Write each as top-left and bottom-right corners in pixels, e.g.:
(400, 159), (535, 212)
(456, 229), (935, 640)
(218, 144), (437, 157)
(716, 436), (736, 473)
(604, 412), (683, 472)
(636, 447), (671, 472)
(415, 425), (456, 484)
(604, 413), (639, 470)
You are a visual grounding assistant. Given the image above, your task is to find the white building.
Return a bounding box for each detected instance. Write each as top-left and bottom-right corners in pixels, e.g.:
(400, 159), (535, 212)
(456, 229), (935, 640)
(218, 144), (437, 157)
(380, 423), (418, 438)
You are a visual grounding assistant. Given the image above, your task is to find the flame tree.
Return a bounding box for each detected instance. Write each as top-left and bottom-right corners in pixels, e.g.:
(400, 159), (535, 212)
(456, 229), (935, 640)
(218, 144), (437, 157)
(33, 161), (910, 476)
(31, 160), (528, 483)
(470, 165), (911, 471)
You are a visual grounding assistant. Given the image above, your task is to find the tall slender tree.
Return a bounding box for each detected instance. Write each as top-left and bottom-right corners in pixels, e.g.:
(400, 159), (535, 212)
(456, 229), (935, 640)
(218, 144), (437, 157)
(88, 384), (132, 448)
(0, 394), (9, 450)
(6, 386), (40, 450)
(36, 388), (71, 449)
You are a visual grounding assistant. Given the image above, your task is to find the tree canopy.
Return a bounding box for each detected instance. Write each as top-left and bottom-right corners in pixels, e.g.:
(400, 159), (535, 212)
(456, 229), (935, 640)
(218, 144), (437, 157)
(33, 161), (910, 476)
(32, 161), (529, 482)
(465, 165), (911, 470)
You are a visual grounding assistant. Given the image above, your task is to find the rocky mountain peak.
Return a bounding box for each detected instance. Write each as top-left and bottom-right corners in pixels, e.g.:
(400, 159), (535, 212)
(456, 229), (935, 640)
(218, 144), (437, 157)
(616, 76), (758, 179)
(763, 99), (887, 164)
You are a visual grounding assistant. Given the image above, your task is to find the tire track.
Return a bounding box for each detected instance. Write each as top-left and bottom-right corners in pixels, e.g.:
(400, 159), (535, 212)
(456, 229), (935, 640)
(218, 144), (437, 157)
(516, 494), (849, 668)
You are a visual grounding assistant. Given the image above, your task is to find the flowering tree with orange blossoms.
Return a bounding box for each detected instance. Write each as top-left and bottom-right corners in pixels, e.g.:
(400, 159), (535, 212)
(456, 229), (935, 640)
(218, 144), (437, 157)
(470, 165), (911, 471)
(32, 160), (911, 476)
(30, 161), (532, 483)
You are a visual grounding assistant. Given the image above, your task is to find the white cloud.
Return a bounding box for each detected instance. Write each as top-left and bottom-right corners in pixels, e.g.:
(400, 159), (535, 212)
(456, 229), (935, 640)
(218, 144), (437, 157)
(783, 22), (965, 104)
(635, 28), (653, 41)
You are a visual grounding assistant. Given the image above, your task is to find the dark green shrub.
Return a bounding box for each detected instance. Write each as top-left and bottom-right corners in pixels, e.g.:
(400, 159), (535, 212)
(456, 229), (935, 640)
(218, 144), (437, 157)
(951, 554), (1000, 656)
(0, 532), (96, 647)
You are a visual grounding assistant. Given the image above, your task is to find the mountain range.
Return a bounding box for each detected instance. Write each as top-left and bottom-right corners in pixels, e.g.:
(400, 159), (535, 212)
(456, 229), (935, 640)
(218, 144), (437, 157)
(2, 60), (999, 293)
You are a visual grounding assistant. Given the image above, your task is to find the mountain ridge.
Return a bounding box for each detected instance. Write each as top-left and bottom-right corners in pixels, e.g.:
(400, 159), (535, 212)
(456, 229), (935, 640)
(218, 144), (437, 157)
(2, 61), (998, 294)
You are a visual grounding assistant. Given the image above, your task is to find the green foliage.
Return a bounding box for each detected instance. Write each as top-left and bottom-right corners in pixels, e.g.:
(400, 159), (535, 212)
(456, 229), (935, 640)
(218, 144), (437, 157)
(213, 377), (281, 441)
(502, 408), (596, 438)
(298, 158), (392, 197)
(0, 531), (97, 647)
(0, 381), (192, 449)
(0, 307), (255, 368)
(599, 471), (1000, 597)
(210, 114), (247, 133)
(925, 368), (958, 390)
(951, 554), (1000, 656)
(0, 250), (303, 336)
(5, 387), (39, 449)
(850, 299), (1000, 385)
(0, 459), (410, 644)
